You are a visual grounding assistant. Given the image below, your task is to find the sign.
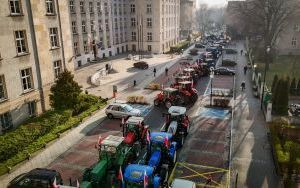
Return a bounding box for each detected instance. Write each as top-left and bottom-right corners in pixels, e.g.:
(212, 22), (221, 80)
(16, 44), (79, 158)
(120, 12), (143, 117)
(113, 85), (117, 93)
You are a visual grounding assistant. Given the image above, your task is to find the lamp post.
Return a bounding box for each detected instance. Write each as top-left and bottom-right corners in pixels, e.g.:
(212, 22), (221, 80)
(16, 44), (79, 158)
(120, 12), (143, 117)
(261, 46), (271, 110)
(210, 67), (214, 106)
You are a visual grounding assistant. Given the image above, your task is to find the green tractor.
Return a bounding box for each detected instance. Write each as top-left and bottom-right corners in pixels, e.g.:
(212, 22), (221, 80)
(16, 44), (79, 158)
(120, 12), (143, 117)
(81, 135), (142, 188)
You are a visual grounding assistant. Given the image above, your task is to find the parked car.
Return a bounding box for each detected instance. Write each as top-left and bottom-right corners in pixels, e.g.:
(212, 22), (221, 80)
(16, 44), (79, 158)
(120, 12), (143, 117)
(8, 168), (63, 188)
(105, 102), (142, 119)
(289, 104), (300, 116)
(133, 61), (149, 69)
(214, 67), (235, 75)
(195, 43), (206, 48)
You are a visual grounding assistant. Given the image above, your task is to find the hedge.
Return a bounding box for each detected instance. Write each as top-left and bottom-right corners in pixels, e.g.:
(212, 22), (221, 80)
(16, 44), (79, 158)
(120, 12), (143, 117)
(170, 41), (190, 53)
(222, 59), (237, 67)
(0, 97), (106, 176)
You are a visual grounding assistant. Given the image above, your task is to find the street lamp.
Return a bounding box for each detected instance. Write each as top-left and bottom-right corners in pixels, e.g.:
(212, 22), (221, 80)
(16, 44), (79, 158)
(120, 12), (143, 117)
(210, 67), (214, 106)
(261, 46), (271, 110)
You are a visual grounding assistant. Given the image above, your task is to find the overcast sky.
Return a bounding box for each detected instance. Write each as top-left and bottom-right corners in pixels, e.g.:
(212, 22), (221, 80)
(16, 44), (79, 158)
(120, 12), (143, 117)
(197, 0), (228, 8)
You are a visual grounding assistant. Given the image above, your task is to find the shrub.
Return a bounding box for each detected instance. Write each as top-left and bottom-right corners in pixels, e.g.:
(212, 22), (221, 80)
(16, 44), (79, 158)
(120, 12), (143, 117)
(222, 59), (237, 66)
(50, 71), (82, 110)
(297, 79), (300, 96)
(290, 78), (297, 95)
(170, 41), (189, 53)
(73, 94), (100, 115)
(271, 74), (278, 94)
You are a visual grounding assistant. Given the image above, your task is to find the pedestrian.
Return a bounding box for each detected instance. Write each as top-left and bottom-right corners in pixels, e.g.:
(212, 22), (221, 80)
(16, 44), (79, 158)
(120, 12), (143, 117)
(153, 68), (157, 77)
(133, 80), (136, 87)
(165, 67), (169, 76)
(240, 49), (243, 55)
(241, 81), (246, 91)
(243, 65), (248, 75)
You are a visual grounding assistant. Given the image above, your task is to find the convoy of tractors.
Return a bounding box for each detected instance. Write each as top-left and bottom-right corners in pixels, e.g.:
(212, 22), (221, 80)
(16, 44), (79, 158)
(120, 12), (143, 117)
(78, 49), (214, 188)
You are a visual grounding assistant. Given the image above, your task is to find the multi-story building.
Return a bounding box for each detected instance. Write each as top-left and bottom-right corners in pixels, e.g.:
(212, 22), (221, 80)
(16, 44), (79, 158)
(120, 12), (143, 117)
(0, 0), (74, 134)
(180, 0), (196, 39)
(126, 0), (180, 54)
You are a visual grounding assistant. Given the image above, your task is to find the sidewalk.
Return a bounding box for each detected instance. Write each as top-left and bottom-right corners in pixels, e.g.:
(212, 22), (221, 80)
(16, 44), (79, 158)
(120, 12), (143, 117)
(231, 41), (279, 187)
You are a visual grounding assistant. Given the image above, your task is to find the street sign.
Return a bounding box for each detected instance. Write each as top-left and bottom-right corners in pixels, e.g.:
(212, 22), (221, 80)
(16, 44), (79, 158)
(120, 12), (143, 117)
(113, 85), (117, 93)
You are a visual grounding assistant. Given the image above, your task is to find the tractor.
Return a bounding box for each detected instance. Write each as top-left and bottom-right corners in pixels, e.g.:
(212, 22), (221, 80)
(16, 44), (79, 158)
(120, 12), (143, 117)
(154, 87), (184, 109)
(123, 164), (161, 188)
(172, 75), (193, 88)
(121, 116), (150, 146)
(183, 68), (198, 83)
(177, 81), (198, 103)
(163, 106), (190, 146)
(81, 135), (142, 188)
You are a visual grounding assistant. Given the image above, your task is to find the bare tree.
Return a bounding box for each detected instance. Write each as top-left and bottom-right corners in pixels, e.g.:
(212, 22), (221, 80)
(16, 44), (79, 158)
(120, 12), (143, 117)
(196, 4), (211, 36)
(235, 0), (300, 68)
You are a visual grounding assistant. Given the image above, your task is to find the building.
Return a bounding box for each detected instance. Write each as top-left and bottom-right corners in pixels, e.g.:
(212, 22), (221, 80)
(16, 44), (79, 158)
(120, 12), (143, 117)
(180, 0), (196, 39)
(126, 0), (180, 54)
(69, 0), (130, 68)
(0, 0), (74, 134)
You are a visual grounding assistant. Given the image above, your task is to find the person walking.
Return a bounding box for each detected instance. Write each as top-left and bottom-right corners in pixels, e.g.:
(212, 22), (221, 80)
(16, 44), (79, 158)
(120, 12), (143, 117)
(243, 65), (248, 75)
(153, 68), (157, 77)
(241, 81), (246, 91)
(240, 49), (243, 55)
(165, 67), (169, 76)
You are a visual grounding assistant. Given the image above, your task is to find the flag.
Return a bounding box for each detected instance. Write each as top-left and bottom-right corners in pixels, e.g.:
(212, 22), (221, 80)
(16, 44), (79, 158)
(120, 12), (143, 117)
(144, 170), (149, 188)
(97, 135), (102, 145)
(52, 177), (59, 188)
(146, 130), (150, 144)
(121, 117), (125, 125)
(76, 179), (80, 188)
(164, 136), (169, 148)
(191, 78), (194, 87)
(118, 166), (125, 188)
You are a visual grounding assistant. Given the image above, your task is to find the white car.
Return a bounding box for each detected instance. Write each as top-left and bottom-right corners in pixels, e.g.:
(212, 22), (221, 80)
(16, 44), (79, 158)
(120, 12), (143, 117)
(105, 102), (142, 119)
(170, 179), (196, 188)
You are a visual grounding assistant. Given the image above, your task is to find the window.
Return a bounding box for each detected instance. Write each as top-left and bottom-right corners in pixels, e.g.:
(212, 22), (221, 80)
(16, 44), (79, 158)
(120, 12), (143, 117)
(97, 2), (102, 14)
(132, 44), (136, 51)
(80, 1), (85, 13)
(147, 18), (152, 27)
(98, 20), (102, 31)
(130, 4), (135, 13)
(0, 112), (13, 130)
(89, 2), (93, 13)
(0, 75), (7, 101)
(69, 0), (75, 13)
(28, 101), (36, 117)
(131, 18), (136, 27)
(15, 30), (28, 55)
(292, 37), (297, 47)
(20, 68), (33, 92)
(74, 42), (79, 55)
(53, 60), (62, 78)
(105, 19), (109, 31)
(148, 45), (152, 52)
(83, 41), (89, 53)
(72, 21), (77, 34)
(114, 18), (118, 28)
(91, 20), (94, 32)
(82, 21), (86, 33)
(104, 3), (108, 14)
(147, 4), (152, 13)
(294, 24), (300, 32)
(131, 32), (136, 41)
(49, 28), (59, 48)
(9, 0), (22, 15)
(45, 0), (55, 15)
(147, 32), (152, 41)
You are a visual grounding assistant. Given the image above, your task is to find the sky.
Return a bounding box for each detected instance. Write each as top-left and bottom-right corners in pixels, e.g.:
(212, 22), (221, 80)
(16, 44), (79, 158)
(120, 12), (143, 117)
(197, 0), (228, 8)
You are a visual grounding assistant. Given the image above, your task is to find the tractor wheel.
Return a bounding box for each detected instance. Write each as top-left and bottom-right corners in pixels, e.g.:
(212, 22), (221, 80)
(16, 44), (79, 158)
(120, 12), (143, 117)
(154, 99), (160, 106)
(165, 100), (172, 109)
(159, 166), (169, 186)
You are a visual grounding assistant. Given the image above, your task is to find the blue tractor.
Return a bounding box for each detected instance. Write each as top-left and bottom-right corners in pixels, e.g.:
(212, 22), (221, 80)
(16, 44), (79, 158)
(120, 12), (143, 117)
(123, 164), (161, 188)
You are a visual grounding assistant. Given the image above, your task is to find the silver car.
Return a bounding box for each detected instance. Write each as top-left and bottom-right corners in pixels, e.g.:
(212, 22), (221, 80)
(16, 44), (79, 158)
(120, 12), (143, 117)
(170, 179), (196, 188)
(105, 103), (142, 119)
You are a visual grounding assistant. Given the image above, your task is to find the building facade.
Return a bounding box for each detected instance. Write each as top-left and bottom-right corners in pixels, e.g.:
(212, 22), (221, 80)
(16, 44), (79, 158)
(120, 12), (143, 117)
(180, 0), (196, 39)
(0, 0), (74, 134)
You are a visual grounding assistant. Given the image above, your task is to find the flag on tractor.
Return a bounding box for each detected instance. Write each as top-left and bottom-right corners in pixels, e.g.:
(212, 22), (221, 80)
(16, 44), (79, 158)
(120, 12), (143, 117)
(52, 177), (59, 188)
(118, 166), (125, 188)
(144, 170), (149, 188)
(76, 179), (80, 188)
(164, 136), (169, 148)
(146, 130), (150, 145)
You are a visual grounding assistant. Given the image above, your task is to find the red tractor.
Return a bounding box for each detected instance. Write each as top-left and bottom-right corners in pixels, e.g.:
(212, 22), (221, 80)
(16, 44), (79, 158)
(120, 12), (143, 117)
(172, 75), (193, 88)
(183, 68), (198, 83)
(177, 81), (198, 103)
(121, 116), (150, 146)
(154, 87), (184, 109)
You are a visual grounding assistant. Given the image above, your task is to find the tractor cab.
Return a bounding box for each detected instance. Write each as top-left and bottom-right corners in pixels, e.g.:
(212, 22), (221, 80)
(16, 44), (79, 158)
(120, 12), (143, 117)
(167, 106), (187, 124)
(178, 81), (194, 91)
(183, 68), (198, 83)
(122, 116), (149, 146)
(99, 135), (125, 159)
(173, 75), (192, 85)
(124, 164), (160, 188)
(154, 88), (182, 109)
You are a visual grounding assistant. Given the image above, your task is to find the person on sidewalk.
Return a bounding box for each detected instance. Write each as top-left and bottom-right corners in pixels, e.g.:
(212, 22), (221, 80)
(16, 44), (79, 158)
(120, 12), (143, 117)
(241, 81), (246, 91)
(153, 68), (157, 77)
(243, 65), (248, 75)
(240, 49), (243, 55)
(165, 67), (169, 76)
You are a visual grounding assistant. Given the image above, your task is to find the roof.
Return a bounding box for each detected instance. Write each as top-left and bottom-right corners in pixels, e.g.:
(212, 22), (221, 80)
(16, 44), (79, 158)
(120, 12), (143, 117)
(126, 116), (144, 124)
(124, 164), (154, 183)
(150, 132), (173, 143)
(101, 135), (124, 147)
(163, 87), (178, 92)
(178, 81), (192, 84)
(168, 106), (187, 115)
(172, 179), (196, 188)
